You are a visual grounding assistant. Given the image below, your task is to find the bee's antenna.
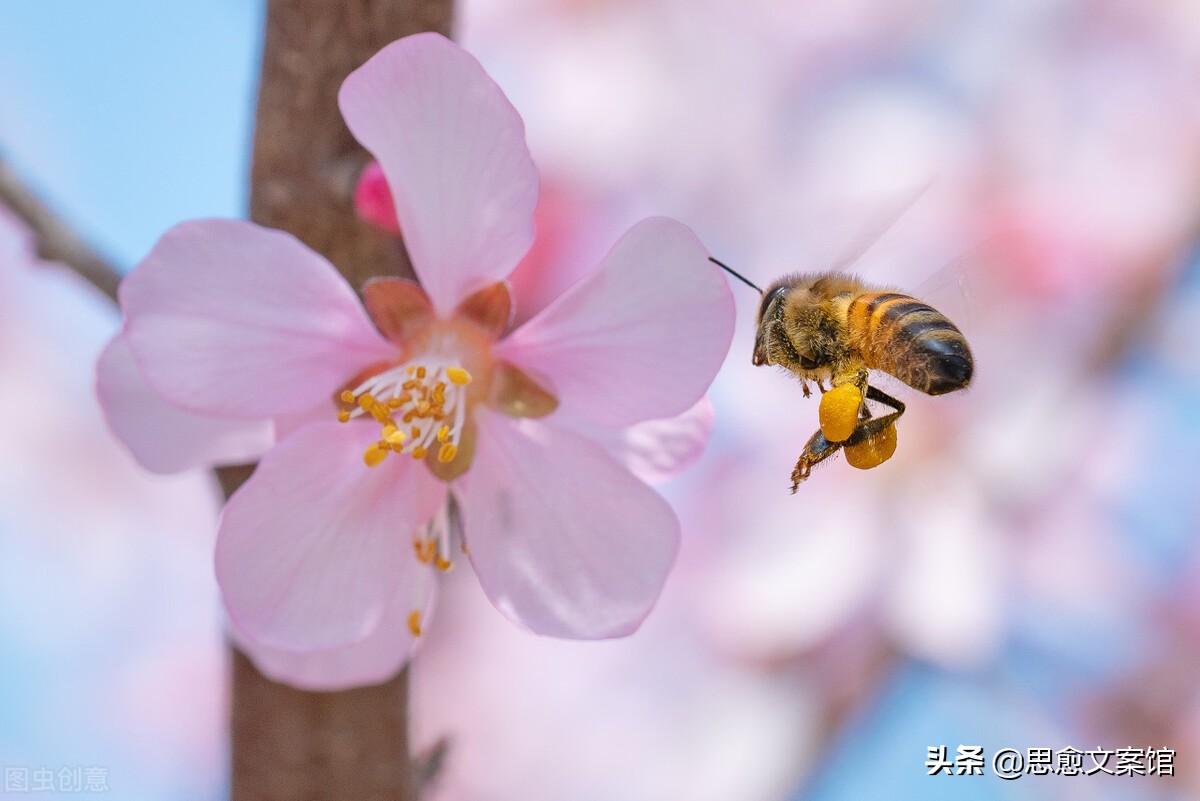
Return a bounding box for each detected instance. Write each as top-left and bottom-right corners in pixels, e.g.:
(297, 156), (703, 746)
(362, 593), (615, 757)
(709, 256), (763, 293)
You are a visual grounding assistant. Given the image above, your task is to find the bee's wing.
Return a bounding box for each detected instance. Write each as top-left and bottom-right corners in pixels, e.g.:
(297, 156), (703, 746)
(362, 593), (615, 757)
(910, 234), (1014, 340)
(825, 180), (935, 275)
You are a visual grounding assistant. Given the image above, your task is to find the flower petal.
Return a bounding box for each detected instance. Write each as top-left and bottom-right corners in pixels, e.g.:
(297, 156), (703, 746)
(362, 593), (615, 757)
(95, 333), (274, 474)
(230, 568), (434, 691)
(555, 396), (715, 485)
(338, 33), (538, 314)
(120, 219), (395, 419)
(458, 409), (680, 639)
(494, 218), (734, 427)
(216, 419), (447, 650)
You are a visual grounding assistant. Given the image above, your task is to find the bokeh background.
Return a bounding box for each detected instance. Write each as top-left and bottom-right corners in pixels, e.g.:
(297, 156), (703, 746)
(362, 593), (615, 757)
(3, 1), (1200, 799)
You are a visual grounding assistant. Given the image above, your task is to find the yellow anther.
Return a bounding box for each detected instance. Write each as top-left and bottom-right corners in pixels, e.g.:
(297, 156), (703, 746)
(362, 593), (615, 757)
(363, 442), (390, 468)
(413, 538), (435, 564)
(407, 609), (422, 637)
(434, 555), (452, 572)
(343, 360), (472, 472)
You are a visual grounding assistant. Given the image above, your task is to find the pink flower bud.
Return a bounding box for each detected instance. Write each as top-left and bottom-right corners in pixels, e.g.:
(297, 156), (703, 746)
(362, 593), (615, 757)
(353, 160), (401, 234)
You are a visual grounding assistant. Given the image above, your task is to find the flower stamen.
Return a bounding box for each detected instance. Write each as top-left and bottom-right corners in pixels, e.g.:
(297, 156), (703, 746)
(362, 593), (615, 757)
(338, 360), (472, 468)
(410, 502), (459, 573)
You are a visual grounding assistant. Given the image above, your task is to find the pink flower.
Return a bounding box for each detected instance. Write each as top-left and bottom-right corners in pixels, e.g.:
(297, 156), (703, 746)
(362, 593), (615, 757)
(97, 33), (734, 688)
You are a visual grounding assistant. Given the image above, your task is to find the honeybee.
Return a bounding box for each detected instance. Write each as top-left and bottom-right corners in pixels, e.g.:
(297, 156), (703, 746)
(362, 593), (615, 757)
(711, 259), (973, 491)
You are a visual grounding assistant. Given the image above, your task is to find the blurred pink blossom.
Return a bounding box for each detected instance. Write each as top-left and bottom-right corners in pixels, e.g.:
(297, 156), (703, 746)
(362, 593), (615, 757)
(0, 208), (226, 797)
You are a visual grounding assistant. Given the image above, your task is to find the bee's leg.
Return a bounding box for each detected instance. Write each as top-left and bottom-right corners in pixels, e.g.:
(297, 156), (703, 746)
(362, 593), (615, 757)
(800, 379), (811, 399)
(847, 386), (906, 441)
(790, 429), (842, 492)
(816, 378), (828, 394)
(794, 388), (907, 490)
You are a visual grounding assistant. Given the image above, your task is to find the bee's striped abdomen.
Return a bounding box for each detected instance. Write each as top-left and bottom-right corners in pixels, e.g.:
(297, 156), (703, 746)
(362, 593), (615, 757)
(847, 291), (973, 395)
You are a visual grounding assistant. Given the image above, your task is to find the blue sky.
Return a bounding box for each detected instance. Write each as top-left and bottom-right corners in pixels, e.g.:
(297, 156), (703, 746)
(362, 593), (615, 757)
(0, 0), (262, 269)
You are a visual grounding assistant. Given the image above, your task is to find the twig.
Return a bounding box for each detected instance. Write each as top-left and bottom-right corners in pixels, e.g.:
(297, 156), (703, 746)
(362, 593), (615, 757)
(0, 159), (122, 302)
(226, 1), (454, 800)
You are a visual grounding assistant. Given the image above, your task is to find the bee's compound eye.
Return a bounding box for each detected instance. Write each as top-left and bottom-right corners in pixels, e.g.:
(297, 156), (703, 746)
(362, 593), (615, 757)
(818, 384), (864, 442)
(844, 423), (898, 470)
(759, 285), (788, 320)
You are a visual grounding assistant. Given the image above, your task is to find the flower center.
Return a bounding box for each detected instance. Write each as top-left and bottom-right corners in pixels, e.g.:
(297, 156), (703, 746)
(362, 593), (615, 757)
(338, 360), (473, 468)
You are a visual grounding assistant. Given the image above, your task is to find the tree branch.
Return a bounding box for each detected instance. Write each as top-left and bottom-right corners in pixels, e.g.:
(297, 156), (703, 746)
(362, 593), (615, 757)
(0, 159), (122, 302)
(227, 2), (454, 799)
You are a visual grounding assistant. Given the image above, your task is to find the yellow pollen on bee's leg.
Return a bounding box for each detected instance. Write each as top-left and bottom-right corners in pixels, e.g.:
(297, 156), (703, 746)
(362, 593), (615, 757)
(407, 609), (422, 637)
(845, 423), (898, 470)
(819, 384), (865, 443)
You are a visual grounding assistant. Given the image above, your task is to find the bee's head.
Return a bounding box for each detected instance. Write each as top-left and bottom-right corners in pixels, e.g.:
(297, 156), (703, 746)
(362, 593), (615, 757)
(752, 283), (791, 366)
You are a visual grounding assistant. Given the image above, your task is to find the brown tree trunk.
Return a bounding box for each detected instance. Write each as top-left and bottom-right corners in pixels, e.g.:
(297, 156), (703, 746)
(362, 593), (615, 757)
(226, 2), (454, 799)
